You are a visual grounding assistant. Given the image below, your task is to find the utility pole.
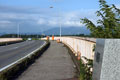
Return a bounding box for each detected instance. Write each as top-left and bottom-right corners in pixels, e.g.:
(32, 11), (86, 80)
(59, 8), (62, 38)
(17, 23), (20, 38)
(50, 6), (62, 38)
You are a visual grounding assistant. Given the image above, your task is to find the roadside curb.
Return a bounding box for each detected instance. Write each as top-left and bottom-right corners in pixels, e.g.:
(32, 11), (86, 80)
(62, 43), (80, 77)
(0, 41), (50, 80)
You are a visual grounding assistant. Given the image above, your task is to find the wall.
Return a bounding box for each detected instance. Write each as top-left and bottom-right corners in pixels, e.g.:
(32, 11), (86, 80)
(0, 38), (23, 43)
(42, 36), (96, 60)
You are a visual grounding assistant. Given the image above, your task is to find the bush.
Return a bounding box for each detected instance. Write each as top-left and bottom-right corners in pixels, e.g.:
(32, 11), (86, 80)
(79, 57), (93, 80)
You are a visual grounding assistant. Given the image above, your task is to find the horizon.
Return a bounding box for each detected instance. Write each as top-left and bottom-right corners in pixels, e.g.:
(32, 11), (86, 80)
(0, 26), (90, 36)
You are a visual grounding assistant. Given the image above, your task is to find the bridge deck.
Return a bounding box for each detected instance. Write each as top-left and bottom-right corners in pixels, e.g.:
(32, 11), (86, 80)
(17, 41), (76, 80)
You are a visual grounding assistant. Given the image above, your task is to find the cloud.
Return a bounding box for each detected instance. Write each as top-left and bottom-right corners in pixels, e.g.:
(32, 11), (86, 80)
(36, 9), (97, 27)
(0, 20), (16, 29)
(48, 20), (58, 26)
(0, 20), (11, 24)
(0, 5), (98, 33)
(116, 4), (120, 8)
(0, 5), (50, 14)
(0, 13), (39, 21)
(37, 18), (46, 24)
(63, 20), (84, 27)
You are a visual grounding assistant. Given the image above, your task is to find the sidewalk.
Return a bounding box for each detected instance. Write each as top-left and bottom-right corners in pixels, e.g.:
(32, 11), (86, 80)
(17, 41), (76, 80)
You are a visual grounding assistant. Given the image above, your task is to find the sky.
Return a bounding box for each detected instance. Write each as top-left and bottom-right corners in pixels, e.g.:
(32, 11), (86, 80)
(0, 0), (119, 34)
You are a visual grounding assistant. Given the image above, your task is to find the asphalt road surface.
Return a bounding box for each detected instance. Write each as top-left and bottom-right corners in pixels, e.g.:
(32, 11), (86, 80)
(0, 40), (45, 70)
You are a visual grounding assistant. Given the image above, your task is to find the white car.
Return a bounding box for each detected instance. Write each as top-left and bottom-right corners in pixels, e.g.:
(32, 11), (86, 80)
(28, 38), (32, 41)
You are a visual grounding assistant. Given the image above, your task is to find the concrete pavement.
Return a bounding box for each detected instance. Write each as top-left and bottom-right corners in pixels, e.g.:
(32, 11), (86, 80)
(17, 41), (76, 80)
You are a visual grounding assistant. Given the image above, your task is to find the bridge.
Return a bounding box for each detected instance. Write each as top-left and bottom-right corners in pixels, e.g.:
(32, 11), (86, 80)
(0, 37), (119, 80)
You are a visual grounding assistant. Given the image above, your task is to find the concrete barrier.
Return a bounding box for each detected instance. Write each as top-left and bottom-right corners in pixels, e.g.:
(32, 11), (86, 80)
(93, 39), (120, 80)
(42, 37), (96, 60)
(0, 38), (23, 43)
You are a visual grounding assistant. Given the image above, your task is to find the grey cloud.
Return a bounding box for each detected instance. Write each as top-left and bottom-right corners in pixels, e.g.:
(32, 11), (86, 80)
(0, 5), (51, 14)
(0, 5), (98, 33)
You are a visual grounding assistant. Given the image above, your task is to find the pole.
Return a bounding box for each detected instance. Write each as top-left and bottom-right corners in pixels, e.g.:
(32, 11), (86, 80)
(17, 23), (19, 38)
(49, 3), (62, 38)
(59, 8), (62, 39)
(60, 19), (61, 37)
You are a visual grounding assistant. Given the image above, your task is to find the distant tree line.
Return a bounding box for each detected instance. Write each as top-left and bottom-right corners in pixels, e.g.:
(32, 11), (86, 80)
(0, 34), (91, 38)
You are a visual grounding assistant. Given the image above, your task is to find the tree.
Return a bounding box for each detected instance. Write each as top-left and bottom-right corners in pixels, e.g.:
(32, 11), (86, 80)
(81, 0), (120, 38)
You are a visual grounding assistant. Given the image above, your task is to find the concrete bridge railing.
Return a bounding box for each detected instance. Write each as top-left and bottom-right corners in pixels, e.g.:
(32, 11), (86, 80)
(61, 37), (96, 60)
(42, 37), (96, 60)
(0, 38), (23, 43)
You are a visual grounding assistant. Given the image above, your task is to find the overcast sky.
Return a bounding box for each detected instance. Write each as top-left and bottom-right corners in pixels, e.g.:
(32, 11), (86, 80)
(0, 0), (119, 33)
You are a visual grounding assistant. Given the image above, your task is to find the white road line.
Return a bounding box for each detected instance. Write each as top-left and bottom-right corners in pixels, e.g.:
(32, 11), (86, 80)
(0, 41), (35, 53)
(0, 41), (46, 72)
(0, 47), (19, 53)
(10, 47), (18, 50)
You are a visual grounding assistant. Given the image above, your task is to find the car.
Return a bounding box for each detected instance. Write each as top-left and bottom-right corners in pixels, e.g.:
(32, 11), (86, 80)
(28, 38), (32, 41)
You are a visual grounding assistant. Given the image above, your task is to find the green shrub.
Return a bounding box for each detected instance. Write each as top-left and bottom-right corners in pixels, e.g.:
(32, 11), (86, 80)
(79, 57), (93, 80)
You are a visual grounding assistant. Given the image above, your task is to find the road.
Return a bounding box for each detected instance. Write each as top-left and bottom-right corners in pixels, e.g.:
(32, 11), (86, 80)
(0, 40), (45, 70)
